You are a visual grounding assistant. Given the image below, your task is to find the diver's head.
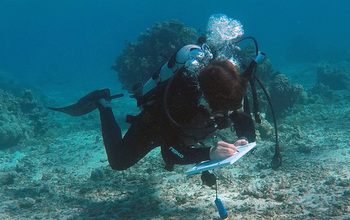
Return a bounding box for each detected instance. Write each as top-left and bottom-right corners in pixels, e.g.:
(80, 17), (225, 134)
(198, 60), (248, 112)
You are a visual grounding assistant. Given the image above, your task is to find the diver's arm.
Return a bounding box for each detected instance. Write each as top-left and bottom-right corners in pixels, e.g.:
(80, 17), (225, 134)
(230, 110), (256, 142)
(209, 140), (246, 160)
(161, 146), (211, 166)
(161, 139), (247, 168)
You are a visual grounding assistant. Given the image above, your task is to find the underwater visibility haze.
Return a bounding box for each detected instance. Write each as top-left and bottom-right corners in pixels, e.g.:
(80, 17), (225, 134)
(0, 0), (349, 219)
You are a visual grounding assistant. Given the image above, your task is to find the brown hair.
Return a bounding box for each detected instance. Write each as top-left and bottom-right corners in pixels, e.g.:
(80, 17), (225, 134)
(197, 60), (248, 111)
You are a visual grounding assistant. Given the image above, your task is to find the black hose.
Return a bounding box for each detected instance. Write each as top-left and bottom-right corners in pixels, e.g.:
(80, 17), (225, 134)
(233, 36), (259, 56)
(163, 71), (185, 129)
(162, 68), (214, 130)
(233, 36), (282, 169)
(233, 36), (261, 123)
(252, 73), (282, 169)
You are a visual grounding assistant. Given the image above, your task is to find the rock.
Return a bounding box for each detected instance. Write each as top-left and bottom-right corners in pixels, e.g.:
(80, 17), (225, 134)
(297, 144), (312, 154)
(18, 197), (35, 209)
(274, 192), (288, 202)
(20, 90), (37, 113)
(337, 178), (350, 187)
(244, 179), (269, 199)
(316, 62), (350, 90)
(90, 168), (105, 181)
(0, 173), (15, 186)
(324, 176), (336, 185)
(343, 189), (350, 197)
(256, 114), (274, 139)
(0, 121), (23, 149)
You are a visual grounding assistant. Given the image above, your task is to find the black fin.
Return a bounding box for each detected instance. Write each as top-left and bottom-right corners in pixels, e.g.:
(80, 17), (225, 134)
(47, 102), (97, 116)
(47, 89), (123, 116)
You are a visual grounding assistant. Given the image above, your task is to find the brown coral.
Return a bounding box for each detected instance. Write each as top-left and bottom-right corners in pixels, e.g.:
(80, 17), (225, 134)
(111, 20), (198, 92)
(269, 74), (304, 118)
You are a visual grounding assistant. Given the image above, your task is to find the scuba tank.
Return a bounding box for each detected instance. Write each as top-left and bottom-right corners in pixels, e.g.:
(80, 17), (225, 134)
(132, 44), (203, 108)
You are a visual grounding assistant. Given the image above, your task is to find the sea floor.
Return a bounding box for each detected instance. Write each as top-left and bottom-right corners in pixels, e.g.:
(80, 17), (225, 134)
(0, 71), (350, 220)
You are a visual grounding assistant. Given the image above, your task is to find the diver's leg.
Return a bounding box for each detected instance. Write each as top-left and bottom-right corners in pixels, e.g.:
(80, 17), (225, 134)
(97, 100), (123, 168)
(116, 115), (160, 169)
(97, 100), (159, 170)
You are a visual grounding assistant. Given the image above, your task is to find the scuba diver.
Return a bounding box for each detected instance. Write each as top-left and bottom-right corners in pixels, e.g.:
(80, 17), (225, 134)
(49, 41), (282, 172)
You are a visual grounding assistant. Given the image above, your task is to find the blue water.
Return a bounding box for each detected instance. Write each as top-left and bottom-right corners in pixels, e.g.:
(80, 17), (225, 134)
(1, 2), (350, 219)
(1, 0), (349, 96)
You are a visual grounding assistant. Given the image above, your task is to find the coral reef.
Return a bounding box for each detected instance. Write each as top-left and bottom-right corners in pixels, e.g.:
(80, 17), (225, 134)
(268, 74), (304, 118)
(237, 50), (305, 121)
(255, 114), (274, 140)
(0, 71), (26, 97)
(308, 83), (339, 105)
(0, 90), (25, 149)
(112, 20), (198, 92)
(0, 88), (58, 150)
(316, 62), (350, 90)
(226, 44), (306, 121)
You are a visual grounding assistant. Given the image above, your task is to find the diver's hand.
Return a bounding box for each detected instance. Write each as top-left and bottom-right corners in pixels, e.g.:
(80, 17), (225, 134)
(233, 139), (249, 147)
(209, 139), (248, 161)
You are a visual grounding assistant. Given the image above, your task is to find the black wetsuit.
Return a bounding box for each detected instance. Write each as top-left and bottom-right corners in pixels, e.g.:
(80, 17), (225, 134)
(97, 72), (255, 171)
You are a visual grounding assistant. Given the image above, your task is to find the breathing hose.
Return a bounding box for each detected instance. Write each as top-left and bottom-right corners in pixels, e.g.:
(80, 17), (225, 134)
(232, 36), (282, 169)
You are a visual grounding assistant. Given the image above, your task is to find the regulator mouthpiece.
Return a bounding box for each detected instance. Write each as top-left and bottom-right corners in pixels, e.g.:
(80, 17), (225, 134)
(254, 52), (265, 63)
(241, 52), (265, 80)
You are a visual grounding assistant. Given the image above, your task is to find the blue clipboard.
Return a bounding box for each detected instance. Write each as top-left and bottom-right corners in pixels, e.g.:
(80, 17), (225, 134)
(185, 142), (256, 175)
